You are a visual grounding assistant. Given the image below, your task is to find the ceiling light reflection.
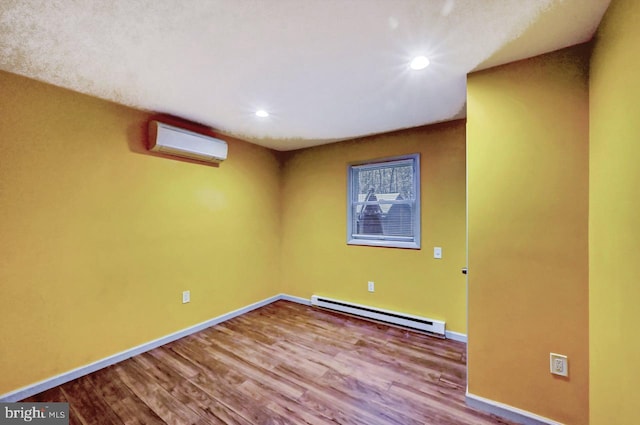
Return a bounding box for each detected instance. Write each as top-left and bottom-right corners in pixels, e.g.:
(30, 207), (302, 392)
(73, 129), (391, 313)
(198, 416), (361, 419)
(410, 56), (430, 70)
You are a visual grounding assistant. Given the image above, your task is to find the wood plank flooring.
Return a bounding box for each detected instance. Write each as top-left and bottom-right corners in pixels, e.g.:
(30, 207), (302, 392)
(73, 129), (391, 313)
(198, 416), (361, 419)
(24, 301), (514, 424)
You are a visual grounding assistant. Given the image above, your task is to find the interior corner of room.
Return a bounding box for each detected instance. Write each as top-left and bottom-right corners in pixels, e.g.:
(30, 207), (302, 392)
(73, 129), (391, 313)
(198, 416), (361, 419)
(1, 0), (638, 424)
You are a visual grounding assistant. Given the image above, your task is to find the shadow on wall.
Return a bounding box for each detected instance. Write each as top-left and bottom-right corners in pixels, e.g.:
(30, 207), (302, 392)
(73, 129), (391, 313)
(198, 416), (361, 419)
(126, 113), (223, 168)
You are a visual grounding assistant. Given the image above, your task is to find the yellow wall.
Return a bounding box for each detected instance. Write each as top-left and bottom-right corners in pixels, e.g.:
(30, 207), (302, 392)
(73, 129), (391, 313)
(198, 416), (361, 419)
(281, 122), (467, 333)
(467, 46), (590, 424)
(589, 0), (640, 423)
(0, 71), (281, 395)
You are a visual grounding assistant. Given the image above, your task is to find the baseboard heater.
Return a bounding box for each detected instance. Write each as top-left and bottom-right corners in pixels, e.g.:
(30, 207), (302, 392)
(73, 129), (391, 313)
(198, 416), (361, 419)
(311, 295), (446, 337)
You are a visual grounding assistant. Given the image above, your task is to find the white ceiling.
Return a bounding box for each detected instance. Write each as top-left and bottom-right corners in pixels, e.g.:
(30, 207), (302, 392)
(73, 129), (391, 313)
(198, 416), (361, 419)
(0, 0), (610, 151)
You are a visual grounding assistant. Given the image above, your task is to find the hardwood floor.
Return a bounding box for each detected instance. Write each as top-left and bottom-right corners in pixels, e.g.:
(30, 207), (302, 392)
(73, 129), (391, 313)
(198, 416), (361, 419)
(24, 301), (513, 424)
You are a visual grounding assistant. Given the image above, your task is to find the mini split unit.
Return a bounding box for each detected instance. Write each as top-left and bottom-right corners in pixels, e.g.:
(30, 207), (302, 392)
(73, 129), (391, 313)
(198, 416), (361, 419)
(148, 120), (228, 163)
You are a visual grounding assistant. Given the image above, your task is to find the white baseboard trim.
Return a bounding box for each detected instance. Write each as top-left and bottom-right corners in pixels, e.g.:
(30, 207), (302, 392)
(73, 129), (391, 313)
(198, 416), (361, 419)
(0, 294), (281, 402)
(466, 391), (564, 425)
(445, 330), (467, 343)
(279, 293), (311, 305)
(1, 292), (459, 402)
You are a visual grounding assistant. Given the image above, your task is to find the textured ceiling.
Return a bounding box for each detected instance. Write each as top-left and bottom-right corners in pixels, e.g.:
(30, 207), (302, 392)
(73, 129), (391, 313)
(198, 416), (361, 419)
(0, 0), (610, 150)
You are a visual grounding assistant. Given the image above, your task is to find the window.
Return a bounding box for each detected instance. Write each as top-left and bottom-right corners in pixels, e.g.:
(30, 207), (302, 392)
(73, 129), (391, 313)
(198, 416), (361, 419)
(347, 154), (420, 249)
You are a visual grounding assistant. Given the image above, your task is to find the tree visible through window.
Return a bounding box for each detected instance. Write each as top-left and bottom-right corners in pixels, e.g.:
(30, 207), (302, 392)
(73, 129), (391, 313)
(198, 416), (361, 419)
(347, 154), (420, 249)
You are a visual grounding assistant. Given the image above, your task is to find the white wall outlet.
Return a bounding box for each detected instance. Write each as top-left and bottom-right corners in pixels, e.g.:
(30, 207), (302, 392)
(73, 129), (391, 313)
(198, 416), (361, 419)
(434, 247), (442, 259)
(182, 290), (190, 304)
(550, 353), (568, 377)
(368, 281), (375, 292)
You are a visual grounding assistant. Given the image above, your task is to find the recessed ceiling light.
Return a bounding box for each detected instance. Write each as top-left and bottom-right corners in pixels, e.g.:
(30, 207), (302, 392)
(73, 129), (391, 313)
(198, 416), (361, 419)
(255, 110), (269, 118)
(410, 56), (430, 70)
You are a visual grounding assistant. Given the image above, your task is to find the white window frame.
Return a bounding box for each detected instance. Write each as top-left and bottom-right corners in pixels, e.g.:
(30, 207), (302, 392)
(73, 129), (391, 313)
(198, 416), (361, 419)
(347, 153), (421, 249)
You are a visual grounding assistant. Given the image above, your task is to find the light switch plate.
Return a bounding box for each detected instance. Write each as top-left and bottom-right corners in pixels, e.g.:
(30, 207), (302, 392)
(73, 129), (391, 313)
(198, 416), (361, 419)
(434, 247), (442, 259)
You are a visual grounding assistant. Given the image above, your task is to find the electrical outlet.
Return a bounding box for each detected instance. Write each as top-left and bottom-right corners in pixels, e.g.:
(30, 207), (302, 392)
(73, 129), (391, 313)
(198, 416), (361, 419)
(368, 281), (375, 292)
(550, 353), (568, 377)
(182, 290), (190, 304)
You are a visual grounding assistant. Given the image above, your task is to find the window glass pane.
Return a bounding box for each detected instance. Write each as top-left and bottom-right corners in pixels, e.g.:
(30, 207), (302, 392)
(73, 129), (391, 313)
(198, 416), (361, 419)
(354, 163), (415, 201)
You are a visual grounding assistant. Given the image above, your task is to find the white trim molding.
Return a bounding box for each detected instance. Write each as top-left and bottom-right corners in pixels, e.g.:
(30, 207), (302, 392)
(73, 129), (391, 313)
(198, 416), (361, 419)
(466, 391), (564, 425)
(1, 293), (463, 402)
(0, 294), (281, 402)
(279, 294), (312, 305)
(445, 330), (467, 343)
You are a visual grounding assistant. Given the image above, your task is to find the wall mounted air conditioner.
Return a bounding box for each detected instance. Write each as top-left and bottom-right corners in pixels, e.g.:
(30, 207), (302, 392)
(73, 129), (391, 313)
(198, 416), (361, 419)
(148, 121), (228, 163)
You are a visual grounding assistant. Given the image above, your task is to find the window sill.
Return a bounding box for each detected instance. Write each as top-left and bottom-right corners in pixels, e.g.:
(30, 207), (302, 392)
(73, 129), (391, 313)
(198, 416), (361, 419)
(347, 238), (421, 250)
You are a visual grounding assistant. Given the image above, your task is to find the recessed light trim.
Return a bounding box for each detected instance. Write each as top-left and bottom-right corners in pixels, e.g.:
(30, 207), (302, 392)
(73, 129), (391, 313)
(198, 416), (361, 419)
(410, 56), (430, 70)
(255, 110), (269, 118)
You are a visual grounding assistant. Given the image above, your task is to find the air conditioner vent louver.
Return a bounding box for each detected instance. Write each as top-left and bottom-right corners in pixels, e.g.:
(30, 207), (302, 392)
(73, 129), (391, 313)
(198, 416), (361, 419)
(149, 121), (228, 163)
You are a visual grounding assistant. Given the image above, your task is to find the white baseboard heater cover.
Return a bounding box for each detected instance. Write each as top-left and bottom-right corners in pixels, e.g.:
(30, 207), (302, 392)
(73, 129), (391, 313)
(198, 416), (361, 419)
(311, 295), (445, 337)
